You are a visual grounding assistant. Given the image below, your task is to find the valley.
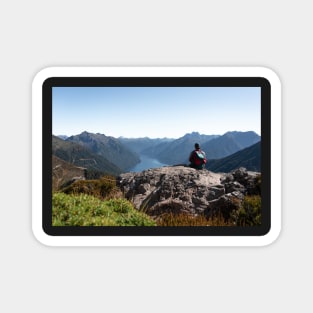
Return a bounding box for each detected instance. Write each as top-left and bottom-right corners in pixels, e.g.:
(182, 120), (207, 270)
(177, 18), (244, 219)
(52, 130), (261, 190)
(52, 130), (262, 227)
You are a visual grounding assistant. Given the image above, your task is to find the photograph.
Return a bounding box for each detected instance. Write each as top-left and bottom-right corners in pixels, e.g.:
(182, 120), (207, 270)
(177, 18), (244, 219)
(51, 83), (264, 230)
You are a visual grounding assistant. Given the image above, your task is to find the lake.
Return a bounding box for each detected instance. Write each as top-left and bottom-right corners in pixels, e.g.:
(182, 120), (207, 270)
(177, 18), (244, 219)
(129, 154), (168, 172)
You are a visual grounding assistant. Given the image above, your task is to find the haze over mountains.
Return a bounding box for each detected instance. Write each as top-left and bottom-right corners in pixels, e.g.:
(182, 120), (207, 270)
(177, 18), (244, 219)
(119, 137), (174, 154)
(141, 132), (220, 165)
(53, 130), (261, 178)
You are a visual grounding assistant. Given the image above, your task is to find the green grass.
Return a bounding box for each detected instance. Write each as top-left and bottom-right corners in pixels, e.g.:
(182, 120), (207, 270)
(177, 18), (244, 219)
(52, 192), (156, 226)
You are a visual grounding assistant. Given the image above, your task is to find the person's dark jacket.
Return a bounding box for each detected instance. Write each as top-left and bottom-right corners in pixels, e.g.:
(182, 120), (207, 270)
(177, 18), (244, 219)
(189, 148), (206, 169)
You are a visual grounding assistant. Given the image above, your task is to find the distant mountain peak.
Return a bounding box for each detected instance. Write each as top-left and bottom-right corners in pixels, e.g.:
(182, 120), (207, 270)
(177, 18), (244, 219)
(184, 131), (200, 137)
(224, 130), (258, 136)
(57, 135), (68, 140)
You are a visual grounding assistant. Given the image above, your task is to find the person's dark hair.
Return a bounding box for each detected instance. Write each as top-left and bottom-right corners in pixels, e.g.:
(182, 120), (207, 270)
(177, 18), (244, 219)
(195, 143), (200, 149)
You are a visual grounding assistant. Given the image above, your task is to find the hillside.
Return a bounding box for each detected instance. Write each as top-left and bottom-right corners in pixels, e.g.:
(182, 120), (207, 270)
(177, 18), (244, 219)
(52, 155), (86, 191)
(52, 135), (121, 176)
(66, 131), (140, 171)
(206, 141), (261, 172)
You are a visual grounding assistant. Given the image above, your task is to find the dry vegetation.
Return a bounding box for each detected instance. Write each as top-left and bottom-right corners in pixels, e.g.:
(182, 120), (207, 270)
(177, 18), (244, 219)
(53, 174), (262, 227)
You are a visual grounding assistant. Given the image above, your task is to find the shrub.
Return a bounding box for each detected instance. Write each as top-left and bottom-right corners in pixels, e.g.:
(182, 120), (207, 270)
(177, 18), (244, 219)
(61, 175), (121, 200)
(231, 195), (261, 226)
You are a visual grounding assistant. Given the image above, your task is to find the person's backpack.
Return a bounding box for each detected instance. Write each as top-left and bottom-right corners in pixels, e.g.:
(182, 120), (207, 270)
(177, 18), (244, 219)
(193, 150), (206, 167)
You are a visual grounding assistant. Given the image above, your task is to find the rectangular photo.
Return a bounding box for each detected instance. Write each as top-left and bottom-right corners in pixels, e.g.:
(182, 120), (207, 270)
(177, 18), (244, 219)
(32, 67), (281, 246)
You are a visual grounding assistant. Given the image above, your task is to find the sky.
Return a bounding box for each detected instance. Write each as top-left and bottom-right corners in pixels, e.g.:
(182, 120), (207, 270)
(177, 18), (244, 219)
(52, 86), (261, 138)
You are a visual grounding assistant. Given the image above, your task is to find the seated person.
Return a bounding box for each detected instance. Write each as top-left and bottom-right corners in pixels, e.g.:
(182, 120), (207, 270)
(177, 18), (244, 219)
(189, 143), (207, 169)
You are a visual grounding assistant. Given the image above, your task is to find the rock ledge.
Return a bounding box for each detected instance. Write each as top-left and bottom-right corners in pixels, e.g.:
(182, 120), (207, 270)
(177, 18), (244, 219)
(117, 166), (260, 220)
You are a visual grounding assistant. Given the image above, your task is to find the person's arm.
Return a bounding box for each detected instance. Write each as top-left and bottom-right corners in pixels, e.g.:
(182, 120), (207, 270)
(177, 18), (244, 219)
(189, 151), (193, 162)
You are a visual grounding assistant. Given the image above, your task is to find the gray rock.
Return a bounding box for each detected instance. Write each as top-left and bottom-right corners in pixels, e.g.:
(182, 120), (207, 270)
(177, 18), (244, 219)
(138, 183), (150, 194)
(117, 166), (260, 220)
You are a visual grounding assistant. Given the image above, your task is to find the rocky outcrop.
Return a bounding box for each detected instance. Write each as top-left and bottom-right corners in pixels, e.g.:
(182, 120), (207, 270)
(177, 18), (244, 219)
(117, 166), (260, 220)
(52, 155), (86, 191)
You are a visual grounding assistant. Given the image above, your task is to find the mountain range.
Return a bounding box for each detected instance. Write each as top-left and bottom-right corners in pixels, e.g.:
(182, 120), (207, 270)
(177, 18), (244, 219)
(139, 131), (260, 165)
(52, 135), (121, 176)
(66, 131), (140, 171)
(53, 130), (261, 179)
(141, 132), (219, 164)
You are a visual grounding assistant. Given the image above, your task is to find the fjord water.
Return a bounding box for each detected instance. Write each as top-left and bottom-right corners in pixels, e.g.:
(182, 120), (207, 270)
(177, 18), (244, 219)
(129, 154), (168, 172)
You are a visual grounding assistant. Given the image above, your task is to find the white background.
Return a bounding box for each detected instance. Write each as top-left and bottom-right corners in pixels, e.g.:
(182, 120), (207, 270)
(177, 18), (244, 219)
(0, 0), (311, 312)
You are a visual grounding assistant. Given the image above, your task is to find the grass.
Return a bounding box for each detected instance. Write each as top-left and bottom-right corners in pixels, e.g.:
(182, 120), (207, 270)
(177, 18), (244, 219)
(52, 192), (261, 227)
(52, 192), (156, 226)
(156, 212), (232, 226)
(54, 174), (262, 227)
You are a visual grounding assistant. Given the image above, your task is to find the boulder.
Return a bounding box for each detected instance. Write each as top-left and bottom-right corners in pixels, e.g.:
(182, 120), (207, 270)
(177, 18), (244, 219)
(117, 166), (260, 220)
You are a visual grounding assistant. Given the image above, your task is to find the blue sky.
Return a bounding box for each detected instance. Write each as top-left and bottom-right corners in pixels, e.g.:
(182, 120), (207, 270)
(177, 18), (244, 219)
(52, 87), (261, 138)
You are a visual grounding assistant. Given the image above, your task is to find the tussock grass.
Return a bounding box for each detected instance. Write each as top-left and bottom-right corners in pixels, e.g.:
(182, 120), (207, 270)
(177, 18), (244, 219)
(156, 212), (232, 226)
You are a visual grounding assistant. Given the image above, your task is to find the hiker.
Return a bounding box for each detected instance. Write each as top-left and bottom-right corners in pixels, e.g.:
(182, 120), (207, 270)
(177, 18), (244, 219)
(189, 143), (207, 169)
